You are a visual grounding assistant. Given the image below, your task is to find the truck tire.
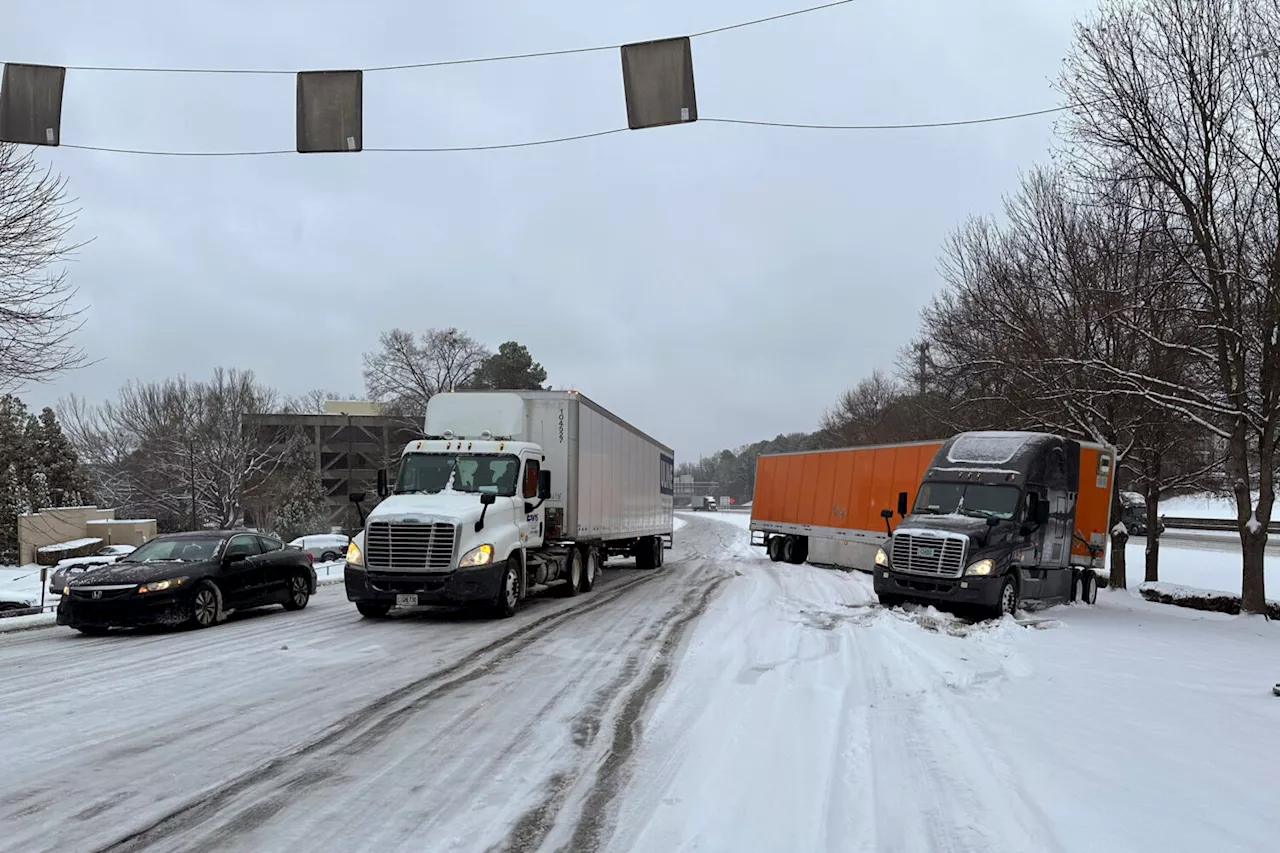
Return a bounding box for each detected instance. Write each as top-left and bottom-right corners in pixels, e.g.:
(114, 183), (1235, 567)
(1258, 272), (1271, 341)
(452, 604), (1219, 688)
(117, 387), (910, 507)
(782, 537), (808, 565)
(654, 536), (665, 568)
(1080, 570), (1099, 605)
(559, 549), (583, 597)
(580, 547), (598, 592)
(990, 576), (1019, 620)
(767, 537), (785, 562)
(493, 556), (522, 618)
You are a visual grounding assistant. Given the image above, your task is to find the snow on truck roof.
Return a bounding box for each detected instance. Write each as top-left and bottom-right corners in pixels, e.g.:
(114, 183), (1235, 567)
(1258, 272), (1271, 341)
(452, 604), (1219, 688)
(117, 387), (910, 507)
(945, 431), (1056, 465)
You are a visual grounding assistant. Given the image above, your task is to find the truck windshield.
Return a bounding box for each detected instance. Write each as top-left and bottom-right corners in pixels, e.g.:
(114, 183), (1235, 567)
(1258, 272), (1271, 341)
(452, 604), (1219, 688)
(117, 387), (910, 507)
(395, 453), (520, 497)
(914, 483), (1021, 520)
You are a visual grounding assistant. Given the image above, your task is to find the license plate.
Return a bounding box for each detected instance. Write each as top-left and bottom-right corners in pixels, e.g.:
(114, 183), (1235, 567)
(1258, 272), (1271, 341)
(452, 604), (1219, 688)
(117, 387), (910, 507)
(917, 547), (936, 558)
(395, 594), (419, 607)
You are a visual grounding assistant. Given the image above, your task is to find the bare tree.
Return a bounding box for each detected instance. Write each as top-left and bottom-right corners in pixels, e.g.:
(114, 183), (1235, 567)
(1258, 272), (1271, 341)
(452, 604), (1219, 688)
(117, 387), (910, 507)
(1059, 0), (1280, 611)
(0, 143), (89, 393)
(61, 369), (302, 530)
(362, 328), (490, 415)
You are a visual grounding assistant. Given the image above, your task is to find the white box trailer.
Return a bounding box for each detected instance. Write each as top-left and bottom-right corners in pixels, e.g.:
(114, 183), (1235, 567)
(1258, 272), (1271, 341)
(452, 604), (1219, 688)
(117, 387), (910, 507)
(343, 390), (675, 619)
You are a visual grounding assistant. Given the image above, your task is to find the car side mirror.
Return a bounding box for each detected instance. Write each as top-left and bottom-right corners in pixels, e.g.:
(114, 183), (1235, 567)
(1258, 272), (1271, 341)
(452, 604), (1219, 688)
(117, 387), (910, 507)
(1035, 499), (1050, 525)
(224, 552), (247, 565)
(538, 469), (551, 500)
(480, 493), (497, 506)
(376, 469), (388, 498)
(897, 491), (909, 517)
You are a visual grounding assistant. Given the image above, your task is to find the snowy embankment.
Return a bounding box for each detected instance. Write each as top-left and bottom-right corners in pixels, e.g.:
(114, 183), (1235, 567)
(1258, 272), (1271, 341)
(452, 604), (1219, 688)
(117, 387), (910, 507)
(610, 514), (1279, 853)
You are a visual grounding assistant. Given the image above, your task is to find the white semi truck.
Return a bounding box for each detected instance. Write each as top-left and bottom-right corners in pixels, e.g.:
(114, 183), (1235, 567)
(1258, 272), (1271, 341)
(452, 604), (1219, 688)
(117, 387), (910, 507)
(344, 390), (675, 618)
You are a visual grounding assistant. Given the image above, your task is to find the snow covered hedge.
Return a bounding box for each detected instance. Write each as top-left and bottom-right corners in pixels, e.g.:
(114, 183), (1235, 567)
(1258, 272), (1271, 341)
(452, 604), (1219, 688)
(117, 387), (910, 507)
(35, 537), (103, 566)
(1138, 582), (1280, 620)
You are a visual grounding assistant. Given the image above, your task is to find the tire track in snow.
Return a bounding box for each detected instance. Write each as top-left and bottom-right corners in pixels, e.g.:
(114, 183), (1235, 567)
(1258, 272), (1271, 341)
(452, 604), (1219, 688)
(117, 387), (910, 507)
(88, 566), (670, 853)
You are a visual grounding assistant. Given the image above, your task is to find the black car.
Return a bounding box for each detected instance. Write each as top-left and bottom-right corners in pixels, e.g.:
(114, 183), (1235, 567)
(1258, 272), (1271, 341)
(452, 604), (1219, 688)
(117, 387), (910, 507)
(57, 531), (317, 635)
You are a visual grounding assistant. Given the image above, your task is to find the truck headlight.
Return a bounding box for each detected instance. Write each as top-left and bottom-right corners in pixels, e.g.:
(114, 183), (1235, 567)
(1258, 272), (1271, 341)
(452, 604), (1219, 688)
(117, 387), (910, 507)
(346, 541), (363, 567)
(875, 547), (889, 567)
(458, 544), (494, 568)
(965, 559), (995, 576)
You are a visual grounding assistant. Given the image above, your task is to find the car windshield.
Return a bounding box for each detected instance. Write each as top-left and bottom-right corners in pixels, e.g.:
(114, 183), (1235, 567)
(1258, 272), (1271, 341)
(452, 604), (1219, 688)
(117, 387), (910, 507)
(395, 453), (521, 497)
(913, 483), (1021, 520)
(120, 537), (224, 563)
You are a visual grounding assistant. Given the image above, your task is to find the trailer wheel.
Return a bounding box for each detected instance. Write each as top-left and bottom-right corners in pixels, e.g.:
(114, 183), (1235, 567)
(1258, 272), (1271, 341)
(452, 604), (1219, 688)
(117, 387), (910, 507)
(654, 536), (665, 568)
(767, 537), (785, 562)
(1080, 570), (1099, 606)
(782, 536), (807, 565)
(580, 547), (598, 592)
(559, 549), (583, 597)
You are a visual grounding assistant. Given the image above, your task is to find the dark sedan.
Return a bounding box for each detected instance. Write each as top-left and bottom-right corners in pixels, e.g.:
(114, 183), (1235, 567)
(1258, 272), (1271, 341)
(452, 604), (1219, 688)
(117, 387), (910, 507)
(57, 531), (317, 635)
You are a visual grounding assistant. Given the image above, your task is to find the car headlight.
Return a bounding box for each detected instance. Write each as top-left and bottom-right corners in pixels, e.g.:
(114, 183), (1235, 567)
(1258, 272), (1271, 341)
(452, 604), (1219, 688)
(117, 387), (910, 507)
(346, 541), (363, 567)
(137, 577), (188, 594)
(965, 559), (995, 576)
(875, 547), (889, 567)
(458, 544), (494, 568)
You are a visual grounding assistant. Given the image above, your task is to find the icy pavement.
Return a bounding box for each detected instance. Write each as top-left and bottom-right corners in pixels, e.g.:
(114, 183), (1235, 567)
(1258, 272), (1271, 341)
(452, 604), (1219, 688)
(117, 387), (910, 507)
(1, 515), (1276, 853)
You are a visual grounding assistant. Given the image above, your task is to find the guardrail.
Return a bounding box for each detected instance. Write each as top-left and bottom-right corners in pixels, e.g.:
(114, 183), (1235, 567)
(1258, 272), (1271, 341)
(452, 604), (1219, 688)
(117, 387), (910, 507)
(1161, 516), (1276, 533)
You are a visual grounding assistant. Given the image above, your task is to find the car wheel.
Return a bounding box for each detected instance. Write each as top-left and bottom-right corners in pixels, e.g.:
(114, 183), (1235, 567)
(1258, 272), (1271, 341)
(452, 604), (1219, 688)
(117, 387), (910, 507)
(356, 602), (392, 619)
(993, 576), (1019, 619)
(559, 549), (583, 597)
(283, 572), (311, 611)
(493, 556), (522, 618)
(767, 537), (785, 562)
(190, 581), (222, 629)
(581, 547), (598, 592)
(321, 550), (340, 562)
(75, 625), (110, 636)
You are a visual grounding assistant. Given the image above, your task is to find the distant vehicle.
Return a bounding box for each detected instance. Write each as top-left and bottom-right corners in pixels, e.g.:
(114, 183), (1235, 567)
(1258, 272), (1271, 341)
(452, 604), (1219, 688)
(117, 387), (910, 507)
(345, 390), (675, 619)
(0, 588), (38, 615)
(1119, 492), (1165, 536)
(690, 496), (717, 512)
(288, 533), (351, 564)
(57, 531), (316, 635)
(750, 432), (1115, 618)
(47, 544), (137, 596)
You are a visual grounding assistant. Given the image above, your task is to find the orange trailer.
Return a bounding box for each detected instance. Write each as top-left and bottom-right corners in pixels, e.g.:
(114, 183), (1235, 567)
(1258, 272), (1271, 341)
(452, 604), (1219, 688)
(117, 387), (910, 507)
(748, 440), (944, 568)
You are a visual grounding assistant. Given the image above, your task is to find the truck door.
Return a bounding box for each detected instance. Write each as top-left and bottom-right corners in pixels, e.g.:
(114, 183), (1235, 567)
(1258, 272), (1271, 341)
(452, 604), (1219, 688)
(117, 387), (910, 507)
(520, 455), (546, 548)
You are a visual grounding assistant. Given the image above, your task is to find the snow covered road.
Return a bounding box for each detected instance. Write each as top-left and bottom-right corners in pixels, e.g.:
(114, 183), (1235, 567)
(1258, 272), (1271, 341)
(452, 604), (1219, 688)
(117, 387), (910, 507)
(2, 515), (1276, 853)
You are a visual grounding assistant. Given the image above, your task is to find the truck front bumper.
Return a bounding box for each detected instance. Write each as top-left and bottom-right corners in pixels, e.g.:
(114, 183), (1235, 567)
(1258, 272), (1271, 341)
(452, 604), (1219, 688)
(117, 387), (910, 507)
(873, 569), (1002, 608)
(344, 564), (502, 606)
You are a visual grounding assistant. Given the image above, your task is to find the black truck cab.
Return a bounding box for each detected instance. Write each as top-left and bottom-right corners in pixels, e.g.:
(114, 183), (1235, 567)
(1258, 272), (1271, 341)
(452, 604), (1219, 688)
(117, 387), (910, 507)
(872, 431), (1104, 618)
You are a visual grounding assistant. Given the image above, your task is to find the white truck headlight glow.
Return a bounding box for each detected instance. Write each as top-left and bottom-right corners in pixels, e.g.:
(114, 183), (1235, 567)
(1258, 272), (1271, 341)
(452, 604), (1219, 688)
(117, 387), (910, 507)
(458, 544), (494, 568)
(965, 559), (995, 576)
(346, 541), (363, 567)
(138, 577), (188, 594)
(875, 547), (889, 567)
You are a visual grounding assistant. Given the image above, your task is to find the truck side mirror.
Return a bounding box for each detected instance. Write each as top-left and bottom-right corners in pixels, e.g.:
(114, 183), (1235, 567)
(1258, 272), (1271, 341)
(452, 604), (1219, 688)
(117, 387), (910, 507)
(480, 493), (497, 506)
(897, 492), (909, 517)
(538, 469), (551, 500)
(880, 508), (893, 519)
(376, 469), (388, 498)
(1035, 499), (1050, 525)
(986, 516), (1000, 528)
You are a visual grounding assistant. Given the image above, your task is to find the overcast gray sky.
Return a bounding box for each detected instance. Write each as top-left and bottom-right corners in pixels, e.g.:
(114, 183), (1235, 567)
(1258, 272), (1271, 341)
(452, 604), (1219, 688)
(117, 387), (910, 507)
(6, 0), (1096, 461)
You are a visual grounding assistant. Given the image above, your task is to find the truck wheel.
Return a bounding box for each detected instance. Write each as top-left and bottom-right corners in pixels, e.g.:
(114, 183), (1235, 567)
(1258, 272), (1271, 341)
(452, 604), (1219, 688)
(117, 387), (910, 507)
(767, 537), (785, 562)
(559, 549), (583, 597)
(493, 556), (522, 617)
(1080, 570), (1099, 605)
(992, 576), (1019, 620)
(654, 537), (665, 568)
(356, 602), (392, 619)
(782, 537), (807, 565)
(580, 547), (598, 592)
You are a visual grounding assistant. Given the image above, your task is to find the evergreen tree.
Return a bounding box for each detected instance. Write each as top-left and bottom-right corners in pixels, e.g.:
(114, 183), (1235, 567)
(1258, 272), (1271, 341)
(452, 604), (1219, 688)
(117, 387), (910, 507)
(470, 342), (548, 390)
(34, 407), (88, 506)
(273, 465), (330, 542)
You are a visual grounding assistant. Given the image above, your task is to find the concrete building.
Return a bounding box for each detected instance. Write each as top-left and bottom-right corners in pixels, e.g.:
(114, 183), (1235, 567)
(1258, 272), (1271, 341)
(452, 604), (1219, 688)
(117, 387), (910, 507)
(18, 507), (157, 566)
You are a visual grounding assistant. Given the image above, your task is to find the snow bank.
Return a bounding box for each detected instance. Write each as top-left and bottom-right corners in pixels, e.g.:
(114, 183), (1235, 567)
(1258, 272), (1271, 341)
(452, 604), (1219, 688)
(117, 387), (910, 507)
(1139, 581), (1280, 619)
(1121, 540), (1279, 597)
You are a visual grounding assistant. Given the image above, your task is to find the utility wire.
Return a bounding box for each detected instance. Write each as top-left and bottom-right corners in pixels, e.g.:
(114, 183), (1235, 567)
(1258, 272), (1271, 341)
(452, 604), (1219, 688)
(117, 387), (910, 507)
(56, 103), (1075, 157)
(40, 0), (860, 76)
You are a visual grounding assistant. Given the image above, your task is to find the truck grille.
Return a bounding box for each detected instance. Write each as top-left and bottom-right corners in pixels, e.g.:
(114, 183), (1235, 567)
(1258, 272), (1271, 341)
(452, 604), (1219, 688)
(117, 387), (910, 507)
(365, 522), (458, 571)
(890, 532), (966, 577)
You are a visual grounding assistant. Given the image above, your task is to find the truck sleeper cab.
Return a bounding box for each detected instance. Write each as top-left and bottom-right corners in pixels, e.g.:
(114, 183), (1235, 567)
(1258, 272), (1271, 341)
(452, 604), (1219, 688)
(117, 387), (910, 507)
(872, 431), (1114, 618)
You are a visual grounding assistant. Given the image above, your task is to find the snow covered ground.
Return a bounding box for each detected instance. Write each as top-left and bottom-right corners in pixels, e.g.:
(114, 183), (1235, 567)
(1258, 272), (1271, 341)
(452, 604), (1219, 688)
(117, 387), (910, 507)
(1, 515), (1275, 853)
(1161, 492), (1264, 519)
